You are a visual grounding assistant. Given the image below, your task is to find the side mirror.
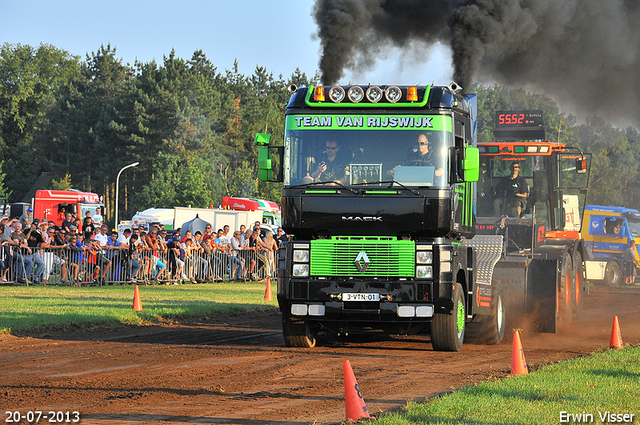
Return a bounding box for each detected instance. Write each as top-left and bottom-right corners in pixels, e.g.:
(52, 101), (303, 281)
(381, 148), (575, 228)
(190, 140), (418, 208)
(576, 157), (587, 174)
(463, 147), (480, 182)
(257, 146), (284, 183)
(255, 133), (271, 146)
(255, 133), (283, 182)
(258, 148), (272, 181)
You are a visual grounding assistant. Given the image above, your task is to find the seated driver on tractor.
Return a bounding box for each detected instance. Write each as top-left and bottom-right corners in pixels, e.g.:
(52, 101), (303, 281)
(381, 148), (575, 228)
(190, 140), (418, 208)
(493, 161), (529, 217)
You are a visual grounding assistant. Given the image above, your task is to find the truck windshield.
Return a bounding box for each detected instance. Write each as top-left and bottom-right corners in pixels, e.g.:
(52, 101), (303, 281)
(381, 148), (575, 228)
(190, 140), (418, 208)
(80, 204), (103, 219)
(283, 126), (451, 187)
(628, 220), (640, 238)
(478, 155), (549, 221)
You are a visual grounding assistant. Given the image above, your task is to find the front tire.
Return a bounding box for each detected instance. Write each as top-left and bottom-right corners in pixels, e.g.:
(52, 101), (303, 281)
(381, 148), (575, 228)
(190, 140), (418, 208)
(282, 318), (317, 348)
(465, 283), (506, 345)
(604, 260), (621, 287)
(573, 252), (584, 320)
(558, 252), (575, 324)
(431, 283), (465, 352)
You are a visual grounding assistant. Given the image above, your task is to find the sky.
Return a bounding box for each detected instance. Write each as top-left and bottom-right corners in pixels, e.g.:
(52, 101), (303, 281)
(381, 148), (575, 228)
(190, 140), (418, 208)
(0, 0), (453, 86)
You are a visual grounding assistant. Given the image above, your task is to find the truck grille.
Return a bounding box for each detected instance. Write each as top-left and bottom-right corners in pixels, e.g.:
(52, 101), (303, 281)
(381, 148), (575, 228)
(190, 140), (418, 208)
(310, 236), (415, 277)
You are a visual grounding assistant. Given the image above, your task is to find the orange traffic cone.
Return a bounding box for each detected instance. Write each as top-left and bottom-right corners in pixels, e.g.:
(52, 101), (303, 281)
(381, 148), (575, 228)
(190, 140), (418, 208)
(264, 278), (272, 301)
(343, 360), (374, 421)
(610, 316), (623, 349)
(132, 285), (143, 312)
(510, 330), (529, 376)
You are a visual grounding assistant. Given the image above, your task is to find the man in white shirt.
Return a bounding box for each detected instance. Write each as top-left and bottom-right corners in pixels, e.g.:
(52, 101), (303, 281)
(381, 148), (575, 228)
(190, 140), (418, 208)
(219, 224), (231, 248)
(92, 225), (112, 283)
(92, 207), (104, 226)
(94, 225), (109, 248)
(116, 228), (131, 249)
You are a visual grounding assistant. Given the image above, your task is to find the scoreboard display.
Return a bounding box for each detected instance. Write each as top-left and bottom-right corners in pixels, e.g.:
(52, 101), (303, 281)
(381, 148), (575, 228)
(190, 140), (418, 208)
(495, 110), (543, 127)
(493, 110), (546, 140)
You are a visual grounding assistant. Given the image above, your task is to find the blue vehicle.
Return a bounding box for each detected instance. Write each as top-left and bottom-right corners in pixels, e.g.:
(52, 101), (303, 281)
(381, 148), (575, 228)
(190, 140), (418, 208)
(581, 205), (640, 286)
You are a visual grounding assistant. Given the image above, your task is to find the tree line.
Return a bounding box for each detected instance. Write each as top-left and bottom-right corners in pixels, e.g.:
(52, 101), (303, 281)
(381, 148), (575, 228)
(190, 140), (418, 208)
(1, 43), (639, 227)
(0, 43), (317, 225)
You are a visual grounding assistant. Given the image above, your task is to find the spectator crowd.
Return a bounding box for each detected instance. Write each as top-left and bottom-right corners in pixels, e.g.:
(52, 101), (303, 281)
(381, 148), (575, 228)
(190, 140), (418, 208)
(0, 208), (286, 286)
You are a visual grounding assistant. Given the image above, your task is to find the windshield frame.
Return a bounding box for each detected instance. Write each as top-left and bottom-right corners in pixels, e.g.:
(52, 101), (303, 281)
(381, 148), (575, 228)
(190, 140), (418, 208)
(283, 113), (453, 188)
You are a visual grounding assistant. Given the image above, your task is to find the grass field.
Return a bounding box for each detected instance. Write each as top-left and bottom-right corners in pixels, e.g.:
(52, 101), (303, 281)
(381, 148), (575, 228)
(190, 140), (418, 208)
(371, 346), (640, 425)
(0, 282), (278, 334)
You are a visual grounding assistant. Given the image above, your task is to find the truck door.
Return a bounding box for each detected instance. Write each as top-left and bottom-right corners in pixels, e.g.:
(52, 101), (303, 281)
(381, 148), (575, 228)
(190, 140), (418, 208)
(550, 152), (591, 231)
(587, 215), (627, 260)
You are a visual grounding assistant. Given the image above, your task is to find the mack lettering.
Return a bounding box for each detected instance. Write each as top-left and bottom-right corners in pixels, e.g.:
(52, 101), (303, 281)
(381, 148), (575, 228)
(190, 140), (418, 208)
(342, 216), (383, 222)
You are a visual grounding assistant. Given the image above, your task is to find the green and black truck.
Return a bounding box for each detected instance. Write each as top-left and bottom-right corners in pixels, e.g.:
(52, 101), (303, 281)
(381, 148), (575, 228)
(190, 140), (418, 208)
(255, 84), (591, 351)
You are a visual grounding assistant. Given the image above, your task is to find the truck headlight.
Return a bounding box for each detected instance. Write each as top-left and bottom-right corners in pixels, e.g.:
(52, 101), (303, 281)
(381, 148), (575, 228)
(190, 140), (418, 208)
(293, 249), (309, 263)
(293, 264), (310, 277)
(416, 265), (433, 279)
(416, 251), (433, 264)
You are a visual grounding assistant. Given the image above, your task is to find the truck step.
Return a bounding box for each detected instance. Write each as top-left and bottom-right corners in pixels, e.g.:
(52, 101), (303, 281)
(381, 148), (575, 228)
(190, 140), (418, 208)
(464, 235), (504, 286)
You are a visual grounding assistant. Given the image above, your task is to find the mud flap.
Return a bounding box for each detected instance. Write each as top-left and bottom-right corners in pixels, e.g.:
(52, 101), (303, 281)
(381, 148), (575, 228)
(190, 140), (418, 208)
(526, 259), (559, 333)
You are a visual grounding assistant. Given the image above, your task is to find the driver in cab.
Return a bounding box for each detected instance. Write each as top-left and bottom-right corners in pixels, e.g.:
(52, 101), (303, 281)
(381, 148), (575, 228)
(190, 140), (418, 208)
(303, 140), (348, 184)
(493, 161), (529, 217)
(388, 133), (444, 178)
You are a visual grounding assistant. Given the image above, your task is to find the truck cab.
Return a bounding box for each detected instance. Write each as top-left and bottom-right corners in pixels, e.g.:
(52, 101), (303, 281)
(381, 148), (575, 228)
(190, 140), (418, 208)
(581, 205), (640, 286)
(256, 83), (483, 351)
(33, 190), (104, 227)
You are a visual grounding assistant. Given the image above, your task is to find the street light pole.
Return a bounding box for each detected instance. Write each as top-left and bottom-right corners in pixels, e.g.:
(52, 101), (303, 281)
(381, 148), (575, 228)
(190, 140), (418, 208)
(115, 161), (139, 230)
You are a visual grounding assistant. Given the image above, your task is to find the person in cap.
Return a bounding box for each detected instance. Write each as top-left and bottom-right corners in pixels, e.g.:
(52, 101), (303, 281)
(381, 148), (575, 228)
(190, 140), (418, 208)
(19, 208), (34, 228)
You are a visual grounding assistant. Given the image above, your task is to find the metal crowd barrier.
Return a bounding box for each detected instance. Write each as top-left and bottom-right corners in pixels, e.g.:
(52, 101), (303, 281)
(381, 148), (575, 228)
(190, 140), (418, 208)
(0, 246), (278, 286)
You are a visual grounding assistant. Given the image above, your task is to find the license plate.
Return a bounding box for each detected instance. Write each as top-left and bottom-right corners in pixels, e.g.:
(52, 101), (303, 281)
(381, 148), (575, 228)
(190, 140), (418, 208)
(343, 293), (380, 302)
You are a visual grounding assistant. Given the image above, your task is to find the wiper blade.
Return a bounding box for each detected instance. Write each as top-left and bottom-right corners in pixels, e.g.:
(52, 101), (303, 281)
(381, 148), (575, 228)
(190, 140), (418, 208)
(381, 180), (426, 197)
(327, 180), (359, 195)
(352, 180), (425, 197)
(290, 181), (359, 195)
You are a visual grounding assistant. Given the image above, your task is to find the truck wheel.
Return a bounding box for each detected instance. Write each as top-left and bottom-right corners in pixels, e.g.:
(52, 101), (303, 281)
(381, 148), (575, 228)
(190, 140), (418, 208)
(573, 252), (584, 320)
(282, 318), (317, 348)
(430, 282), (465, 352)
(604, 260), (621, 287)
(465, 283), (505, 345)
(558, 252), (575, 324)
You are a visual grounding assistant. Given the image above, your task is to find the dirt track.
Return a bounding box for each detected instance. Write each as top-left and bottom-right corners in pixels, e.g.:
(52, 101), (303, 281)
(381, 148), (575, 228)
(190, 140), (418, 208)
(1, 287), (639, 425)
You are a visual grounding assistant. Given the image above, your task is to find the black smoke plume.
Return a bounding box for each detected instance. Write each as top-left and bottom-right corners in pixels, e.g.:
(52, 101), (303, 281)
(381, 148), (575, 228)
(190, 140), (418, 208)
(313, 0), (640, 124)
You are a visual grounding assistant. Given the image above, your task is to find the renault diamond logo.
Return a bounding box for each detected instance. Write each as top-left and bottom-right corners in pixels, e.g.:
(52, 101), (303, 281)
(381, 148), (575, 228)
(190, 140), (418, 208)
(354, 252), (370, 272)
